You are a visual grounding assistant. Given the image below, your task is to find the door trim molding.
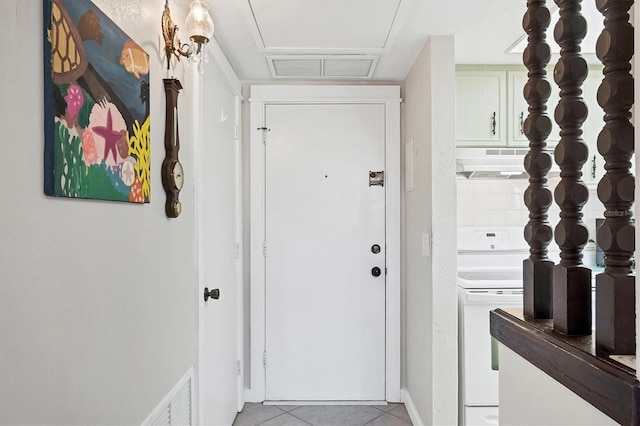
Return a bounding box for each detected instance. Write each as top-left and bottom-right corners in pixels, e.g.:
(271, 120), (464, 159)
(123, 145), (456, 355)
(249, 85), (401, 402)
(194, 41), (244, 425)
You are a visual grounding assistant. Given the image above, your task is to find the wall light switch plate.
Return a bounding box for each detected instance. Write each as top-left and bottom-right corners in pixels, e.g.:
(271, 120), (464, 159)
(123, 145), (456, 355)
(422, 233), (431, 257)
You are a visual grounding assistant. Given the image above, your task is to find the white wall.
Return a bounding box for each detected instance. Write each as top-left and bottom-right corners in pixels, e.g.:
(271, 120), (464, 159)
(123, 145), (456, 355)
(0, 1), (197, 423)
(499, 345), (617, 425)
(403, 36), (457, 425)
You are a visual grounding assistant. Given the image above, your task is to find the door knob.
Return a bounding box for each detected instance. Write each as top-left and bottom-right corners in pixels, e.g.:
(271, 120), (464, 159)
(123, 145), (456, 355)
(204, 287), (220, 302)
(371, 267), (382, 277)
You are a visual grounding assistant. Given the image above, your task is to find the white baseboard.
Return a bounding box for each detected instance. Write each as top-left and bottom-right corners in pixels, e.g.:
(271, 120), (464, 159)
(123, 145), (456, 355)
(401, 388), (424, 426)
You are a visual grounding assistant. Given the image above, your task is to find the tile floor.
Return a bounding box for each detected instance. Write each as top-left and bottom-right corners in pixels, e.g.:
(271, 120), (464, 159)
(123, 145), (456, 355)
(232, 403), (412, 426)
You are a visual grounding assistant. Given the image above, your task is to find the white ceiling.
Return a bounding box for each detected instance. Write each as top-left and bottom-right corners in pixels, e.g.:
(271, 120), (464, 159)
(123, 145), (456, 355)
(204, 0), (604, 81)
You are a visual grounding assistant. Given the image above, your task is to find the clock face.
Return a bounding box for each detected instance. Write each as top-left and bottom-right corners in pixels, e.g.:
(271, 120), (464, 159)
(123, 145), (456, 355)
(171, 161), (184, 190)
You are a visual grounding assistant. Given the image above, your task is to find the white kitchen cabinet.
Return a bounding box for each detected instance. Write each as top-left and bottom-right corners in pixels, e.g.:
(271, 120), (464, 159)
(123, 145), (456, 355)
(456, 66), (621, 183)
(582, 71), (605, 185)
(456, 71), (506, 146)
(509, 70), (561, 148)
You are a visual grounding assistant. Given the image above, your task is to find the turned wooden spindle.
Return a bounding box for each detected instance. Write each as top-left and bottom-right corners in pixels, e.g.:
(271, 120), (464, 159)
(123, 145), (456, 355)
(522, 0), (555, 319)
(594, 0), (635, 355)
(552, 0), (592, 336)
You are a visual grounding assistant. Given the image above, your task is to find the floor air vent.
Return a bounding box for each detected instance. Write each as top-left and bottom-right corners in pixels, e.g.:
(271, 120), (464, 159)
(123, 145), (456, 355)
(143, 368), (194, 426)
(267, 55), (378, 79)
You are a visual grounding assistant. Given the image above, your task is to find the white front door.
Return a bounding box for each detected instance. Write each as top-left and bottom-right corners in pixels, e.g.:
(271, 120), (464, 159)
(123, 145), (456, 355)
(264, 103), (386, 401)
(198, 61), (240, 424)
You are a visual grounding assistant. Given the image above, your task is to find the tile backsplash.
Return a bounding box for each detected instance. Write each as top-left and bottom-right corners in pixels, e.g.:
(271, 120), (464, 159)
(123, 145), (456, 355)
(457, 177), (605, 251)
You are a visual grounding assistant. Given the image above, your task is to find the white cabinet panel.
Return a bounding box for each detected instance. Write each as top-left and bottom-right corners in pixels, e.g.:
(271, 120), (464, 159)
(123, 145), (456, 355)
(456, 71), (506, 146)
(582, 72), (605, 185)
(509, 72), (529, 147)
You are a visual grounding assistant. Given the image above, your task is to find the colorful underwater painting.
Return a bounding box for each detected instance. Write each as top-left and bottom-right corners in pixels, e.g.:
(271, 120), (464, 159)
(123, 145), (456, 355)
(43, 0), (150, 203)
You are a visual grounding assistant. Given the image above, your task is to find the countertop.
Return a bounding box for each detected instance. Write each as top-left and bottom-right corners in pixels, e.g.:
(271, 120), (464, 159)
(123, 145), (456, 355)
(490, 308), (639, 425)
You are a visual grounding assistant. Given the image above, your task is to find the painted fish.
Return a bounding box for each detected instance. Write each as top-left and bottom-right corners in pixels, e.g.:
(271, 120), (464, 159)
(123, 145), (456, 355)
(120, 39), (149, 79)
(78, 9), (103, 45)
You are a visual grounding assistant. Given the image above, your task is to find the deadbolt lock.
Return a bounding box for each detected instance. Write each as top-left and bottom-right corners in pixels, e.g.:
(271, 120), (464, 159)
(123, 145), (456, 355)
(371, 244), (381, 254)
(369, 171), (384, 187)
(204, 287), (220, 302)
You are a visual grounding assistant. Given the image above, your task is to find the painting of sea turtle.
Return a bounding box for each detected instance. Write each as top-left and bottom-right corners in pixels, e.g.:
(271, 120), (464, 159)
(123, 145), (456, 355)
(44, 0), (151, 203)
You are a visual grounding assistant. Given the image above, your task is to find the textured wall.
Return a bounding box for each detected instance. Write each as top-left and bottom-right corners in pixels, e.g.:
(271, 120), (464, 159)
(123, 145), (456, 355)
(0, 1), (196, 423)
(403, 35), (457, 425)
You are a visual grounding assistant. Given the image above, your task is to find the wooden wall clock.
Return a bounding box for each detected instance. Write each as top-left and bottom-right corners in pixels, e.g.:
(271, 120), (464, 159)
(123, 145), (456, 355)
(161, 78), (184, 218)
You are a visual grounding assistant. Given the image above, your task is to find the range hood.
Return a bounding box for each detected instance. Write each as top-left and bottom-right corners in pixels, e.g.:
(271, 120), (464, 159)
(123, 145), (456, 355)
(456, 147), (559, 179)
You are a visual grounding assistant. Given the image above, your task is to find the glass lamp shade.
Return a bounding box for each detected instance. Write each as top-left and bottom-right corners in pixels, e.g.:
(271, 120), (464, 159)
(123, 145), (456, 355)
(185, 0), (214, 45)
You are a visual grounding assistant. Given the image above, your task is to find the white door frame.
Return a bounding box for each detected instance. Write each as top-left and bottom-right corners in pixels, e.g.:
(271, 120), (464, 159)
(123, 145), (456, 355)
(194, 41), (245, 425)
(248, 85), (401, 403)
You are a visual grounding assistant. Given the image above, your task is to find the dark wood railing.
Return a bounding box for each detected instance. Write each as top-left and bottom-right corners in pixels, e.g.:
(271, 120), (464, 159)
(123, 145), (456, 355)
(523, 0), (555, 320)
(523, 0), (635, 353)
(494, 0), (636, 420)
(552, 0), (593, 336)
(594, 0), (636, 355)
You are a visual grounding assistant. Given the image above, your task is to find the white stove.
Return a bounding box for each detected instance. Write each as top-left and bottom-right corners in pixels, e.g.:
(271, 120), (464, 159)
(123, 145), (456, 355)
(457, 227), (597, 425)
(457, 227), (527, 426)
(457, 269), (522, 290)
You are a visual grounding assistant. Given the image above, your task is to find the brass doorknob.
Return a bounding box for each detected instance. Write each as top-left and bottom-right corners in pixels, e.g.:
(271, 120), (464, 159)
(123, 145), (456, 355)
(371, 267), (382, 277)
(204, 287), (220, 302)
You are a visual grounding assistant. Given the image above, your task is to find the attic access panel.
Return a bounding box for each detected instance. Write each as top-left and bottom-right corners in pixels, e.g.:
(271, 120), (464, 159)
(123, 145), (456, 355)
(249, 0), (401, 49)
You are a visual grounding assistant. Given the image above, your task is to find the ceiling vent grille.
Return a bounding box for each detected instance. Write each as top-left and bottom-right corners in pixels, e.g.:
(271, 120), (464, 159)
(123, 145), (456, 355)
(267, 55), (378, 79)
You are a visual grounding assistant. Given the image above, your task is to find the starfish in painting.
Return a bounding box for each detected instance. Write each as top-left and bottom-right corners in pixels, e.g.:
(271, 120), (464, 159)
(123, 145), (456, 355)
(93, 108), (125, 164)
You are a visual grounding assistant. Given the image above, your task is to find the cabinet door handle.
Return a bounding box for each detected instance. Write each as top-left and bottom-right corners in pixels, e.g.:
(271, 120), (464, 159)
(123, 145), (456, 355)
(592, 155), (596, 179)
(491, 112), (497, 136)
(519, 111), (525, 135)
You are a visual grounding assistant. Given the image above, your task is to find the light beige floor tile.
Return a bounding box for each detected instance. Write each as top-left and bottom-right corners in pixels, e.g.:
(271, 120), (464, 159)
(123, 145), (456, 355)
(365, 413), (412, 426)
(262, 413), (312, 426)
(388, 405), (411, 422)
(275, 405), (303, 412)
(233, 403), (286, 426)
(289, 405), (383, 426)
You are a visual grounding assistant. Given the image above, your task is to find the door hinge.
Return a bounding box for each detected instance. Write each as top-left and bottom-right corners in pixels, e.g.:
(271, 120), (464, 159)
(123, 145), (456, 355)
(258, 127), (270, 144)
(263, 241), (267, 257)
(237, 360), (242, 377)
(236, 243), (241, 259)
(263, 351), (267, 368)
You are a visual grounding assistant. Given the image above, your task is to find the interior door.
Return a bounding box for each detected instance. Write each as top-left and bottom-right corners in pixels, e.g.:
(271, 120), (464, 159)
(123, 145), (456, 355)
(199, 61), (239, 424)
(264, 103), (386, 401)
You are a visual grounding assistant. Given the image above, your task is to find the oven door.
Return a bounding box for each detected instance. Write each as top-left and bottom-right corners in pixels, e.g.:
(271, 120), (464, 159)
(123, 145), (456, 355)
(460, 288), (523, 406)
